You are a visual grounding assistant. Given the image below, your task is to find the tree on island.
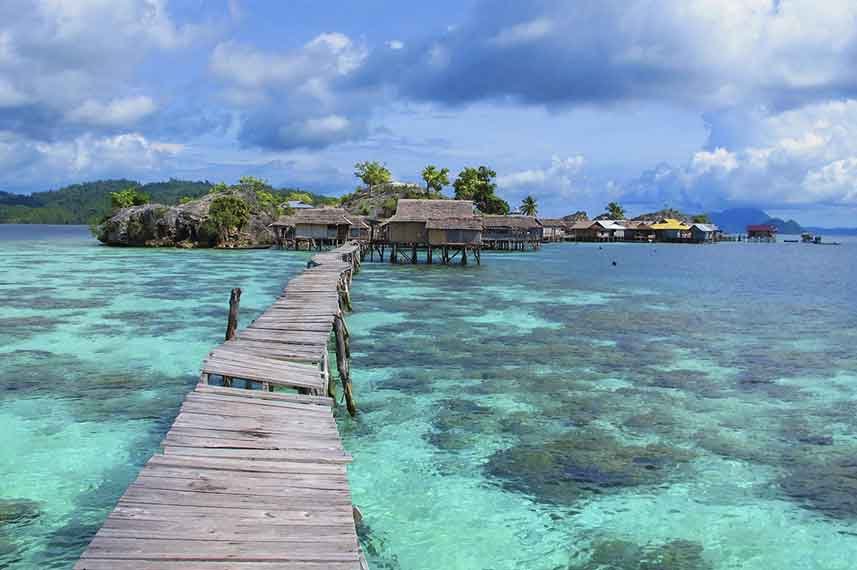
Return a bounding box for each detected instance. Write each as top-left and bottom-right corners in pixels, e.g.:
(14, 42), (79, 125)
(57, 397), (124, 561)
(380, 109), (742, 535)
(421, 165), (450, 196)
(354, 161), (392, 186)
(605, 201), (625, 220)
(206, 195), (250, 244)
(110, 187), (149, 209)
(692, 214), (712, 223)
(453, 166), (510, 214)
(519, 195), (538, 216)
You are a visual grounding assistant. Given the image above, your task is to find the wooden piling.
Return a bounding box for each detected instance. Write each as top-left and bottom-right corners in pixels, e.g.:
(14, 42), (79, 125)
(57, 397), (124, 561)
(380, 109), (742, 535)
(225, 288), (241, 341)
(334, 314), (357, 416)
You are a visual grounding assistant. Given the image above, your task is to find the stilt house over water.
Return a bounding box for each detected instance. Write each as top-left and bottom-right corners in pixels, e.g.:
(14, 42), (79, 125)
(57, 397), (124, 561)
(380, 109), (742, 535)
(271, 207), (354, 249)
(482, 215), (543, 250)
(376, 199), (483, 264)
(747, 224), (777, 242)
(539, 219), (568, 242)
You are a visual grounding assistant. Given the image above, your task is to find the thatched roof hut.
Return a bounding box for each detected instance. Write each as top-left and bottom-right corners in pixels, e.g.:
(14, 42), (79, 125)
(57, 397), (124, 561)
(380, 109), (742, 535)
(383, 199), (482, 245)
(271, 207), (353, 245)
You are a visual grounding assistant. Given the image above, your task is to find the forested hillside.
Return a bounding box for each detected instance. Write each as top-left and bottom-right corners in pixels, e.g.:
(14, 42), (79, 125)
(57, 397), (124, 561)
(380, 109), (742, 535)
(0, 179), (213, 224)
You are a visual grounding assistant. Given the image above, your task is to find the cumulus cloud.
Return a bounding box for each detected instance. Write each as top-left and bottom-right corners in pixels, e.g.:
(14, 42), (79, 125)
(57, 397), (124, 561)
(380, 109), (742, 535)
(0, 130), (183, 189)
(625, 99), (857, 210)
(0, 0), (197, 140)
(210, 33), (371, 149)
(497, 155), (586, 191)
(354, 0), (857, 109)
(66, 96), (157, 128)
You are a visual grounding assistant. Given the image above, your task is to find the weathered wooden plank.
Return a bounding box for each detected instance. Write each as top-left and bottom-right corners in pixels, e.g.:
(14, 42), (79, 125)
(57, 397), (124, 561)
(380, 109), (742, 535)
(83, 536), (359, 561)
(161, 446), (351, 463)
(110, 503), (354, 524)
(77, 559), (361, 569)
(146, 455), (346, 476)
(193, 385), (331, 406)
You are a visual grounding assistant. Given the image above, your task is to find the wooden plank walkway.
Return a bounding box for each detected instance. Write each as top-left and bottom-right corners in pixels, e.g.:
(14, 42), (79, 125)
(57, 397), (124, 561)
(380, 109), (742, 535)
(76, 243), (367, 570)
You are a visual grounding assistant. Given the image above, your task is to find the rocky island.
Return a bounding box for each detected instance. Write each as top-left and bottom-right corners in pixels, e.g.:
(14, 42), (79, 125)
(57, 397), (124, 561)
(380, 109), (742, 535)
(96, 179), (287, 248)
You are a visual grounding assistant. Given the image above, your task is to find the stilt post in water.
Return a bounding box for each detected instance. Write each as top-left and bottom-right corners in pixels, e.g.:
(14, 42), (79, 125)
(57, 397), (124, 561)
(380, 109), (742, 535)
(334, 314), (357, 416)
(225, 288), (242, 341)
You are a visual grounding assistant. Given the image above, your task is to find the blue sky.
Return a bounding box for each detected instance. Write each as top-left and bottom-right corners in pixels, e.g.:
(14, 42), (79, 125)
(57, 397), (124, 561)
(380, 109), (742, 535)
(2, 1), (857, 224)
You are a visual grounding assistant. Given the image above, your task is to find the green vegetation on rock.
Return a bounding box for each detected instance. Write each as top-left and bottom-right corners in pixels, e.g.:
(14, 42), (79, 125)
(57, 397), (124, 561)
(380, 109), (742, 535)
(205, 195), (251, 244)
(453, 166), (510, 214)
(110, 188), (150, 209)
(354, 161), (392, 186)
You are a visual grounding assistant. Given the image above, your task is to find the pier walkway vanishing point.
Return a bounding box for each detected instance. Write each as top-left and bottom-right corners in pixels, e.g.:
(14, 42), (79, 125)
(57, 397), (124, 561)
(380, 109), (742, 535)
(76, 243), (368, 570)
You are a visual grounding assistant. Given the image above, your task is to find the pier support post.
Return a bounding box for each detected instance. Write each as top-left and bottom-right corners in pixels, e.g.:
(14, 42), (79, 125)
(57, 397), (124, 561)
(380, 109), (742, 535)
(225, 288), (241, 341)
(461, 247), (468, 265)
(223, 288), (241, 387)
(334, 315), (357, 416)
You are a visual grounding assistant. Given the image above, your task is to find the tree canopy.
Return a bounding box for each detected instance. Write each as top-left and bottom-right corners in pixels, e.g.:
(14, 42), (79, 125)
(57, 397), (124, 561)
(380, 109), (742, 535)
(354, 161), (392, 186)
(421, 165), (450, 195)
(605, 201), (625, 220)
(207, 195), (250, 243)
(110, 187), (149, 209)
(519, 195), (538, 216)
(692, 214), (712, 223)
(453, 166), (510, 215)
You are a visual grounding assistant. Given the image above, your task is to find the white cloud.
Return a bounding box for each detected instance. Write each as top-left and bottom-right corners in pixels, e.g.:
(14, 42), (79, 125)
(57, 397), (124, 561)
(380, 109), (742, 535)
(691, 148), (738, 175)
(302, 115), (351, 136)
(0, 129), (183, 187)
(0, 0), (197, 141)
(498, 155), (585, 190)
(627, 99), (857, 208)
(386, 40), (405, 50)
(490, 18), (553, 47)
(210, 33), (366, 91)
(66, 96), (156, 127)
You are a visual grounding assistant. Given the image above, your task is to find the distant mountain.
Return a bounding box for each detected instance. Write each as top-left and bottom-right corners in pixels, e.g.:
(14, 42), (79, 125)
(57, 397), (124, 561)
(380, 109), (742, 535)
(562, 210), (589, 222)
(0, 179), (214, 224)
(632, 208), (694, 223)
(708, 207), (803, 234)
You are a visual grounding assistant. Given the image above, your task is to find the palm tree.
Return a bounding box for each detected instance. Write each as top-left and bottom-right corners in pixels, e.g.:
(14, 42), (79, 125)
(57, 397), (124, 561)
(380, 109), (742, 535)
(421, 165), (450, 196)
(605, 201), (625, 220)
(519, 195), (538, 216)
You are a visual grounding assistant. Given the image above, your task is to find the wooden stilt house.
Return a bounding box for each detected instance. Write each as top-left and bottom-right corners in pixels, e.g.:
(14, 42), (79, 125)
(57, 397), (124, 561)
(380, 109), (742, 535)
(376, 199), (483, 264)
(482, 215), (543, 250)
(271, 207), (354, 249)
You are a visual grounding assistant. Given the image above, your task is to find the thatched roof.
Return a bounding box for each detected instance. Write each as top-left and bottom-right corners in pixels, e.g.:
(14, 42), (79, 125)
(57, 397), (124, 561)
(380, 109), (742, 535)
(426, 218), (484, 231)
(539, 218), (568, 228)
(271, 207), (353, 227)
(483, 215), (542, 230)
(569, 221), (595, 230)
(388, 199), (476, 222)
(348, 214), (371, 229)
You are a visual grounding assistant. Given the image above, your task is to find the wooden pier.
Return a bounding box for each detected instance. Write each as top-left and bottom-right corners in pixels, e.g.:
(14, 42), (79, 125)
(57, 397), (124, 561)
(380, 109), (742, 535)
(76, 243), (367, 570)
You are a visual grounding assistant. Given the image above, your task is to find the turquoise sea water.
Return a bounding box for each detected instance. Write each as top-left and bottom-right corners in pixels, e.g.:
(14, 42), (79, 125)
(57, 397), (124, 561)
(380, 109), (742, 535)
(2, 225), (857, 569)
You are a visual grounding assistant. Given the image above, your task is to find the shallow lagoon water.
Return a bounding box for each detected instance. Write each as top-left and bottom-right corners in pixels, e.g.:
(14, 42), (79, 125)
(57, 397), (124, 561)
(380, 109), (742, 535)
(2, 225), (857, 569)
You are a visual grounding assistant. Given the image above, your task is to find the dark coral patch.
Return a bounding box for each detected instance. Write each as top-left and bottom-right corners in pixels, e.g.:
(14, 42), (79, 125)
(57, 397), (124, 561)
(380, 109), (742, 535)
(570, 538), (712, 570)
(486, 429), (695, 505)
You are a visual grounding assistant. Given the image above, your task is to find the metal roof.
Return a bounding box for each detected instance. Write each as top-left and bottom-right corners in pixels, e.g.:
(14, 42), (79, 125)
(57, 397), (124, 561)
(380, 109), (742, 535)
(650, 218), (691, 230)
(691, 223), (719, 232)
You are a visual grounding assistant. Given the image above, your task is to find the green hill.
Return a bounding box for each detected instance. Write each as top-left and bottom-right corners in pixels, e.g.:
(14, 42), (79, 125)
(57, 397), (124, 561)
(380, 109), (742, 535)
(0, 179), (214, 224)
(0, 179), (344, 224)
